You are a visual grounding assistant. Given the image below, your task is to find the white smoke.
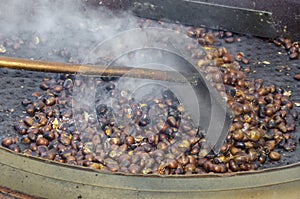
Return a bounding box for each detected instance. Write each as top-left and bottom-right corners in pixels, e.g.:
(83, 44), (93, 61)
(0, 0), (139, 62)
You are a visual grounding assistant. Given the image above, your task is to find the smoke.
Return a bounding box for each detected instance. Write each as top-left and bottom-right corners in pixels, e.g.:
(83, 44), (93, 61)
(0, 0), (140, 62)
(0, 0), (203, 117)
(0, 0), (230, 156)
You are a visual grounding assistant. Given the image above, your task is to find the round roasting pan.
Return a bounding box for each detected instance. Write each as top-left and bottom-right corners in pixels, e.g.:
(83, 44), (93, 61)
(0, 2), (299, 198)
(0, 146), (300, 199)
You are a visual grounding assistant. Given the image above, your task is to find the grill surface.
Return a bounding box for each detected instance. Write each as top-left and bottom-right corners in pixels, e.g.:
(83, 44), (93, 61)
(0, 35), (299, 169)
(0, 2), (300, 199)
(0, 3), (299, 169)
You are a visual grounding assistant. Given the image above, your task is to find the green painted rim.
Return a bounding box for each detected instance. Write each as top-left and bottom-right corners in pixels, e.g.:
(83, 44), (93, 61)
(1, 146), (300, 192)
(1, 146), (300, 199)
